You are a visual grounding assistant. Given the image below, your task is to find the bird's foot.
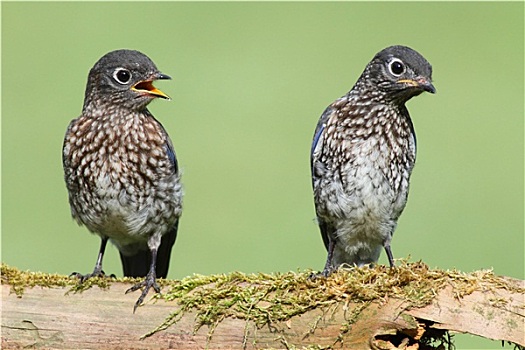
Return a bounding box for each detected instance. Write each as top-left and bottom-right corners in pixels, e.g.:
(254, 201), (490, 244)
(309, 265), (335, 280)
(70, 269), (115, 283)
(126, 273), (161, 312)
(308, 271), (324, 280)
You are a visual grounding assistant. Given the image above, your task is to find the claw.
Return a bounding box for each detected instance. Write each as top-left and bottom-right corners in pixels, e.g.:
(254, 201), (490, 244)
(70, 268), (109, 282)
(126, 272), (161, 312)
(309, 265), (335, 280)
(71, 238), (112, 283)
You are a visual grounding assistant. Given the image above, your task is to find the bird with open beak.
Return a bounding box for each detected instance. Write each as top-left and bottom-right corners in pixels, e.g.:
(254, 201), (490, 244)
(63, 49), (183, 311)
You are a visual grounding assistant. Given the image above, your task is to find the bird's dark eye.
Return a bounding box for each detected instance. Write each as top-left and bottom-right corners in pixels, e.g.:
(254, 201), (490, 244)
(389, 59), (405, 76)
(113, 68), (132, 84)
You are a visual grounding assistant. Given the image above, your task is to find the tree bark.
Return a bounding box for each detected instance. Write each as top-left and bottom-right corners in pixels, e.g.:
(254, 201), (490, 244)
(1, 268), (523, 349)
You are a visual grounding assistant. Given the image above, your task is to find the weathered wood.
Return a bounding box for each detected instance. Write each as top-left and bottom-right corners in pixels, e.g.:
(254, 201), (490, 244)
(406, 279), (525, 345)
(1, 271), (524, 349)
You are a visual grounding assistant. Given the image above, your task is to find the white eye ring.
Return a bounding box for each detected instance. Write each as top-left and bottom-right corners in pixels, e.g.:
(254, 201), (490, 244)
(113, 68), (132, 84)
(388, 58), (405, 76)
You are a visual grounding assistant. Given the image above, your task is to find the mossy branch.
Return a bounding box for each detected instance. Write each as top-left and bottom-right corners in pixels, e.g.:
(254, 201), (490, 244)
(1, 262), (524, 349)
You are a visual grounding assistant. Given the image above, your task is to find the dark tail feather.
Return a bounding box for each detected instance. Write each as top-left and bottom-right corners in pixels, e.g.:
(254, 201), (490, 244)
(318, 218), (333, 252)
(154, 220), (178, 278)
(119, 220), (179, 278)
(120, 249), (150, 278)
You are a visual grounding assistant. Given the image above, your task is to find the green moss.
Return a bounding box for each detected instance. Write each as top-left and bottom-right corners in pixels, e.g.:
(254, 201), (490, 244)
(2, 260), (523, 348)
(143, 260), (524, 342)
(0, 263), (146, 296)
(400, 313), (418, 328)
(2, 263), (73, 296)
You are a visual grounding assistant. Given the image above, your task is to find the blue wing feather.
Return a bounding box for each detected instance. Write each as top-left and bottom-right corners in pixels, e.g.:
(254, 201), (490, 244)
(311, 105), (336, 253)
(165, 143), (178, 173)
(311, 106), (334, 156)
(310, 106), (333, 177)
(311, 122), (325, 157)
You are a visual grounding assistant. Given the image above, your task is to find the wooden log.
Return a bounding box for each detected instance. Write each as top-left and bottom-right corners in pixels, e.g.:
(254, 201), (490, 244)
(1, 264), (523, 349)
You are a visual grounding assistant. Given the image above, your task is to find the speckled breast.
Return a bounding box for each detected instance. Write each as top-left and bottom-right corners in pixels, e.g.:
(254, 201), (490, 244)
(63, 110), (182, 242)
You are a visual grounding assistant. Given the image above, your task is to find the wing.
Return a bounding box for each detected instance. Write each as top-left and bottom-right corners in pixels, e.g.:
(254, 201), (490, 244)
(310, 105), (334, 187)
(158, 121), (179, 174)
(120, 111), (181, 278)
(165, 139), (179, 174)
(62, 117), (81, 187)
(311, 106), (339, 252)
(145, 110), (179, 174)
(399, 105), (417, 154)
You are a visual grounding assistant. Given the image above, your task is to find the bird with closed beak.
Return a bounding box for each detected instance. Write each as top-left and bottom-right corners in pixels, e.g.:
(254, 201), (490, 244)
(63, 49), (183, 311)
(311, 45), (435, 275)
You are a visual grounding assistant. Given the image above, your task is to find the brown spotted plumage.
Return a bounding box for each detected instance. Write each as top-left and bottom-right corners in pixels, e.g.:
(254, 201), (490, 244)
(63, 49), (182, 311)
(311, 45), (435, 275)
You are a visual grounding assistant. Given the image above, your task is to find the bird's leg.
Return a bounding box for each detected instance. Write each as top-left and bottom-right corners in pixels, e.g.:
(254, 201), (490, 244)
(310, 239), (336, 280)
(126, 234), (162, 312)
(384, 243), (395, 268)
(321, 238), (337, 276)
(71, 237), (112, 281)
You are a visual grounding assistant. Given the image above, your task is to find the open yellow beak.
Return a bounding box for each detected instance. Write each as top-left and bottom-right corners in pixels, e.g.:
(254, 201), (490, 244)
(131, 80), (171, 100)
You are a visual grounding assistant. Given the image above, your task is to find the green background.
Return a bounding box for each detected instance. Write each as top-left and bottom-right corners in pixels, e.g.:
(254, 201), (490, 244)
(2, 2), (523, 349)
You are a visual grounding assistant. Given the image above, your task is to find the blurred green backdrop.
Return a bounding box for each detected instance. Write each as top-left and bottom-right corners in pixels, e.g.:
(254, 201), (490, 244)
(2, 3), (523, 349)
